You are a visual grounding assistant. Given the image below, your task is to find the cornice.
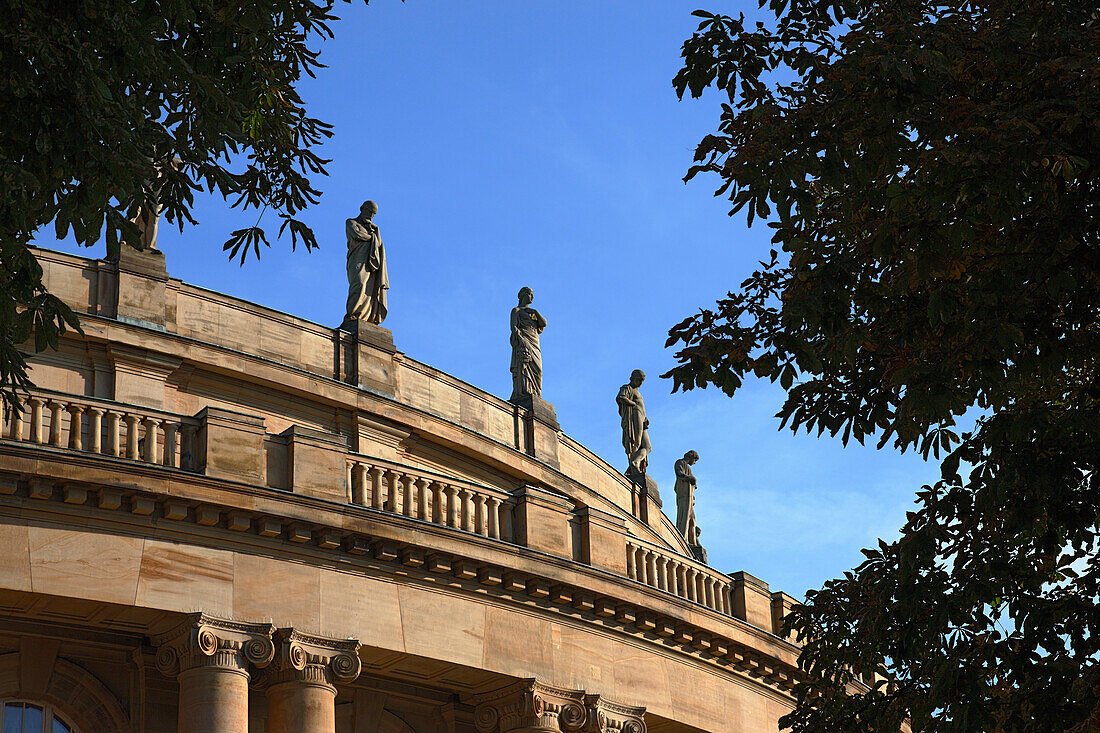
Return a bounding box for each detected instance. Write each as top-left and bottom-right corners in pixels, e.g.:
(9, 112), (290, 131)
(0, 452), (802, 701)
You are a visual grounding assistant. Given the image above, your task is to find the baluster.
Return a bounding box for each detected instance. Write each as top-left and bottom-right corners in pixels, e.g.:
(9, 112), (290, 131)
(105, 411), (121, 456)
(676, 565), (687, 599)
(460, 488), (473, 531)
(721, 582), (731, 614)
(124, 414), (141, 459)
(416, 477), (429, 519)
(472, 494), (486, 536)
(8, 404), (24, 441)
(501, 501), (514, 542)
(486, 496), (500, 539)
(163, 422), (179, 467)
(696, 574), (707, 606)
(87, 407), (103, 453)
(645, 551), (657, 587)
(656, 557), (668, 592)
(67, 404), (85, 450)
(351, 462), (368, 505)
(48, 400), (64, 446)
(143, 418), (161, 463)
(444, 485), (459, 527)
(401, 473), (415, 516)
(706, 577), (716, 609)
(370, 467), (384, 509)
(626, 545), (636, 580)
(685, 568), (697, 602)
(28, 397), (44, 444)
(430, 481), (444, 524)
(667, 560), (678, 594)
(385, 469), (400, 512)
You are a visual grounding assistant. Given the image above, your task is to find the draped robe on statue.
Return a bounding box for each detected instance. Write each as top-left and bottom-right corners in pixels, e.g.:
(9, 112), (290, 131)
(674, 458), (697, 542)
(509, 306), (547, 401)
(617, 384), (651, 475)
(345, 217), (389, 325)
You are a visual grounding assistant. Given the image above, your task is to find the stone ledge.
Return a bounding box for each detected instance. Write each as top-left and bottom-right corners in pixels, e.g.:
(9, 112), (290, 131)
(0, 467), (802, 697)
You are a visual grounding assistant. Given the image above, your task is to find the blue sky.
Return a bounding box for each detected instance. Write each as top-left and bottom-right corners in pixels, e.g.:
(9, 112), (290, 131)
(39, 1), (938, 600)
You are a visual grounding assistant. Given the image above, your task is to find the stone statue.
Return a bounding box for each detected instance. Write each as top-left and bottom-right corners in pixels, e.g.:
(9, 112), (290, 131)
(509, 286), (547, 402)
(129, 199), (162, 252)
(109, 157), (181, 260)
(616, 369), (651, 479)
(674, 450), (700, 543)
(343, 200), (389, 327)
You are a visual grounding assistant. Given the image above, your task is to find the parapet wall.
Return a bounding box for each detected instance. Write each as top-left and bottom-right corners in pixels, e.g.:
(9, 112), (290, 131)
(34, 246), (678, 547)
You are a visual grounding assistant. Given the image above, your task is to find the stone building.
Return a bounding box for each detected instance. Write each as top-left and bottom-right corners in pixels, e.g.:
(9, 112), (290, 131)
(0, 247), (805, 732)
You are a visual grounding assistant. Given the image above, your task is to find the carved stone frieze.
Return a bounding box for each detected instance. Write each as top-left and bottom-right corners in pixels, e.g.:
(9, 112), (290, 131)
(153, 613), (275, 677)
(583, 695), (646, 733)
(256, 628), (362, 690)
(473, 679), (588, 733)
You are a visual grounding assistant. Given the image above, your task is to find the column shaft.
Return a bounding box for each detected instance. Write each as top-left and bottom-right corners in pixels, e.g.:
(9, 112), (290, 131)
(266, 679), (336, 733)
(177, 665), (250, 733)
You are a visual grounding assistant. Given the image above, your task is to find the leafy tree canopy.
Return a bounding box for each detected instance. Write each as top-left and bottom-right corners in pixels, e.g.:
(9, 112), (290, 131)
(667, 1), (1099, 731)
(1, 0), (358, 407)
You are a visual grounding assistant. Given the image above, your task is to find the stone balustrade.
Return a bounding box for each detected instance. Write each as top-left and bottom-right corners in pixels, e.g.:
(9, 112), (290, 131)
(0, 386), (798, 647)
(626, 538), (733, 616)
(346, 454), (515, 542)
(1, 389), (197, 470)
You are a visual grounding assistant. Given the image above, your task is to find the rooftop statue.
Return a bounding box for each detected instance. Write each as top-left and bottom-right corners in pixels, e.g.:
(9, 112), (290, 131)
(509, 286), (547, 402)
(128, 198), (162, 254)
(674, 450), (700, 543)
(342, 200), (389, 327)
(107, 156), (180, 260)
(617, 369), (651, 481)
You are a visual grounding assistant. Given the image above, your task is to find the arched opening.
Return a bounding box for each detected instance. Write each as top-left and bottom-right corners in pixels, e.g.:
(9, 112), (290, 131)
(0, 654), (128, 733)
(1, 700), (77, 733)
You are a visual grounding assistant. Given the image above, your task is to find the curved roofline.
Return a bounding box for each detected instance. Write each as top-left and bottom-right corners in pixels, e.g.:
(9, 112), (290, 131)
(32, 245), (692, 554)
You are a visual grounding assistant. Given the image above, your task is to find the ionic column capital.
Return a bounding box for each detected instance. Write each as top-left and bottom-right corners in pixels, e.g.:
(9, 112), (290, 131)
(583, 695), (647, 733)
(258, 628), (361, 690)
(473, 679), (587, 733)
(154, 613), (275, 678)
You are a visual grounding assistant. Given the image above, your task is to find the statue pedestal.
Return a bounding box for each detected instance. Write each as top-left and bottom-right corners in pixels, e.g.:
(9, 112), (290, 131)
(626, 470), (661, 525)
(114, 247), (169, 328)
(511, 395), (560, 469)
(338, 319), (396, 398)
(354, 319), (394, 353)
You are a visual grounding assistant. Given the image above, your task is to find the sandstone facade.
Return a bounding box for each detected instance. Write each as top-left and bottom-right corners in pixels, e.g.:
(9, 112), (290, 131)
(0, 247), (807, 732)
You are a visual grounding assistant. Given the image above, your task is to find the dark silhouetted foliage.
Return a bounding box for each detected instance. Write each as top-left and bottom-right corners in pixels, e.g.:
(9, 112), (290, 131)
(1, 0), (363, 408)
(668, 2), (1100, 731)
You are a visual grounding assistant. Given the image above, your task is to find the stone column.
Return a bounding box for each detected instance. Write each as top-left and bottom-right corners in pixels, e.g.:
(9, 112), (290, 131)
(154, 614), (276, 733)
(583, 695), (647, 733)
(473, 681), (647, 733)
(261, 629), (361, 733)
(473, 679), (587, 733)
